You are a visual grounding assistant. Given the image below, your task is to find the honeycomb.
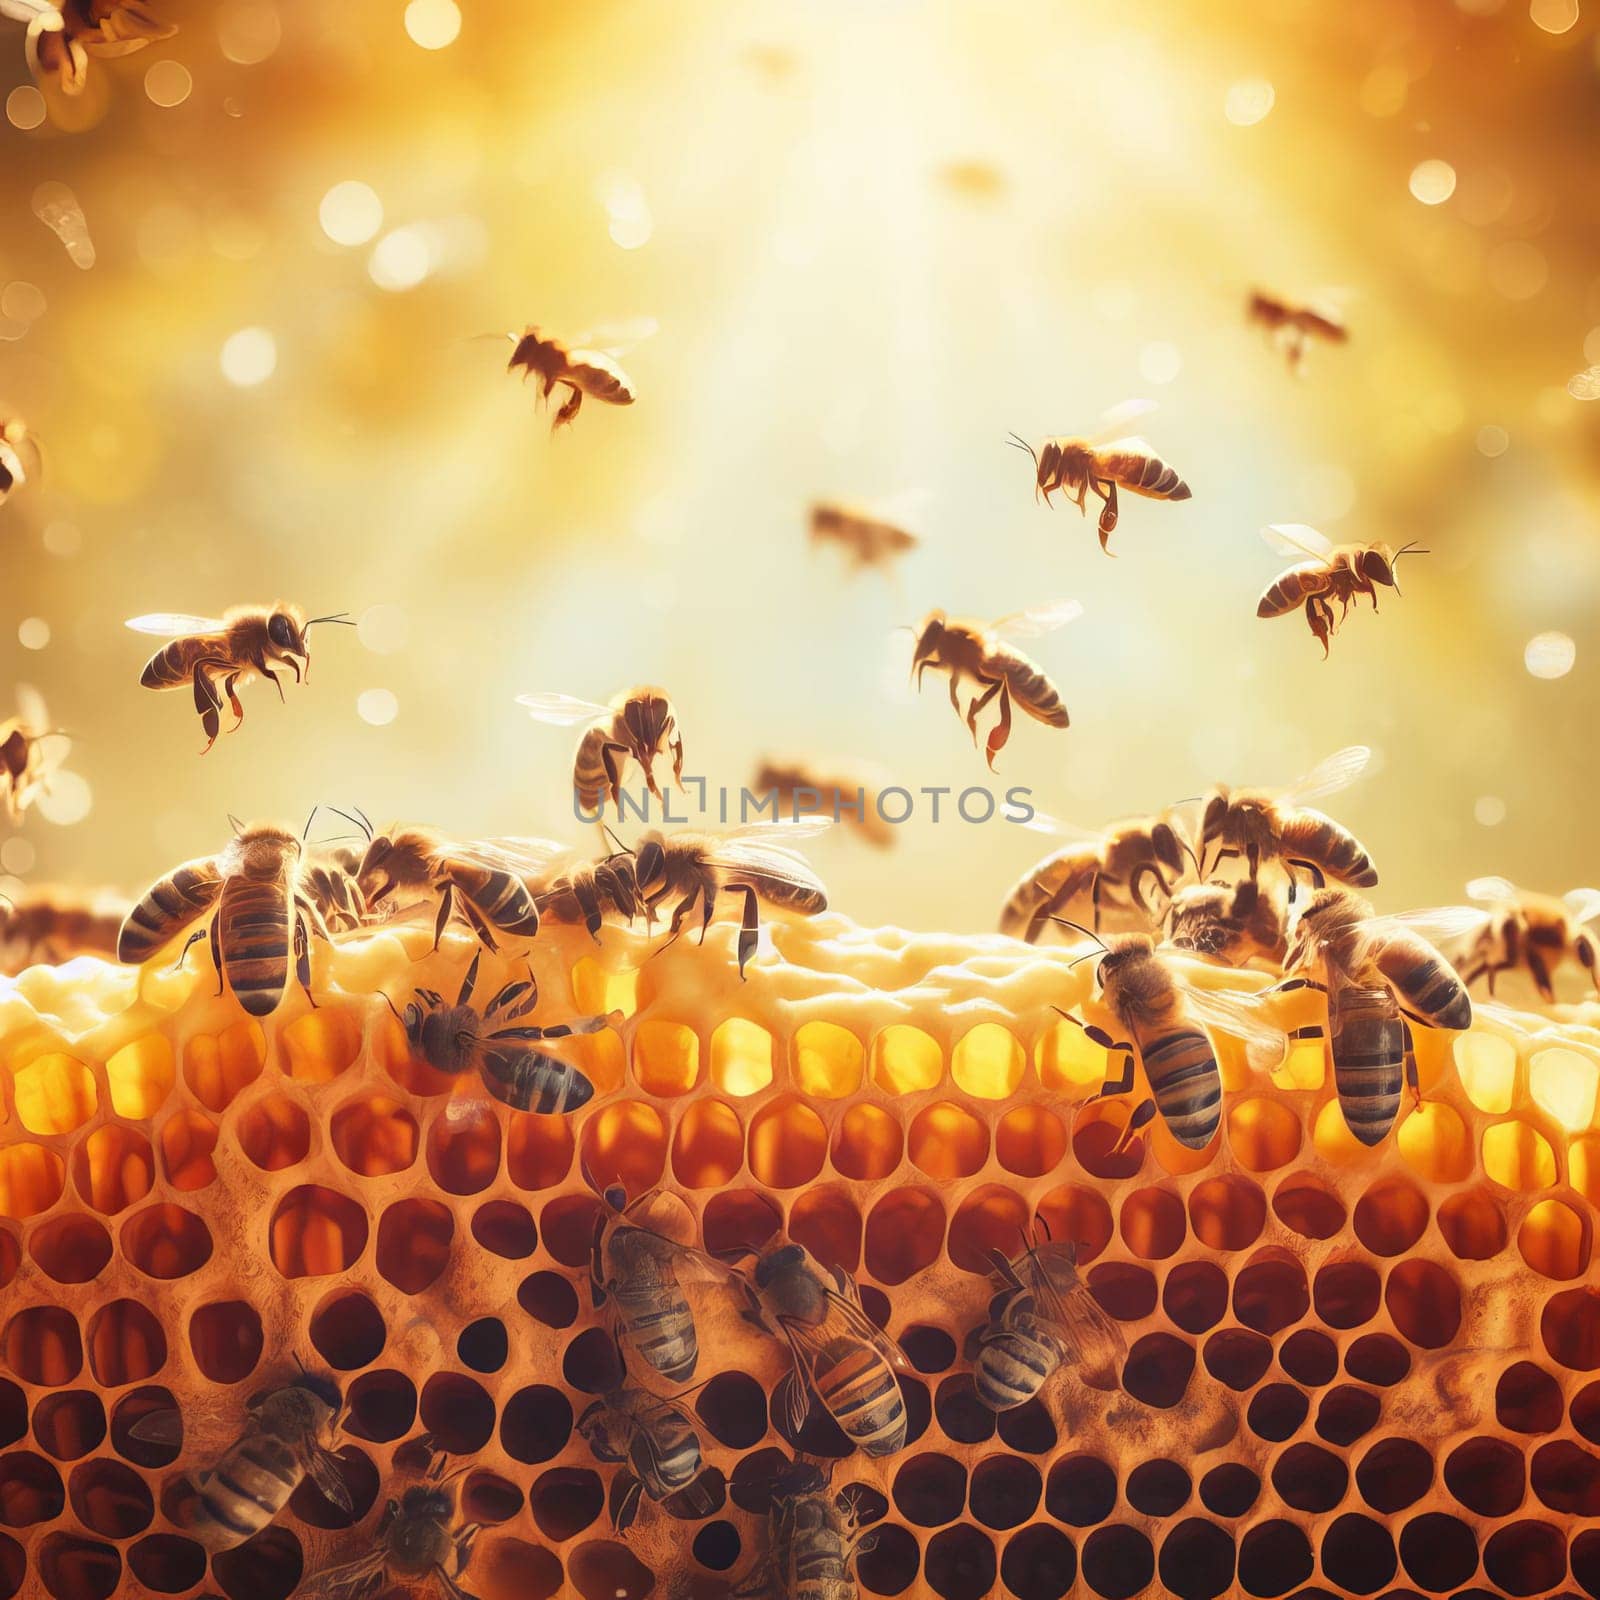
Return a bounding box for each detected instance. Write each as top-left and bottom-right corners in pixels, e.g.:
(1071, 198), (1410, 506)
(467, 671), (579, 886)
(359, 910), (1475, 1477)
(3, 915), (1600, 1600)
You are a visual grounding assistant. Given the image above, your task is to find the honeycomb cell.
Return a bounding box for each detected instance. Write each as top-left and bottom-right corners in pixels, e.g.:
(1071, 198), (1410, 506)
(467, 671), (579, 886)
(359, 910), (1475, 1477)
(0, 1450), (65, 1525)
(1281, 1328), (1339, 1387)
(518, 1271), (579, 1329)
(1344, 1333), (1409, 1387)
(506, 1113), (574, 1190)
(530, 1467), (604, 1540)
(1274, 1442), (1348, 1512)
(1203, 1328), (1272, 1391)
(933, 1374), (993, 1446)
(1122, 1331), (1194, 1408)
(1484, 1119), (1556, 1191)
(281, 1008), (361, 1083)
(703, 1189), (781, 1258)
(1397, 1102), (1473, 1183)
(108, 1388), (178, 1467)
(459, 1316), (508, 1373)
(1528, 1439), (1600, 1518)
(1072, 1100), (1146, 1181)
(427, 1101), (502, 1194)
(105, 1035), (174, 1119)
(901, 1325), (956, 1374)
(462, 1468), (523, 1526)
(864, 1187), (944, 1284)
(289, 1444), (378, 1529)
(1238, 1520), (1315, 1597)
(541, 1191), (609, 1266)
(414, 1373), (495, 1457)
(696, 1372), (768, 1449)
(270, 1185), (368, 1278)
(997, 1396), (1056, 1455)
(747, 1095), (826, 1188)
(1081, 1525), (1154, 1600)
(1544, 1285), (1600, 1372)
(473, 1200), (537, 1258)
(1227, 1095), (1302, 1172)
(969, 1454), (1040, 1528)
(35, 1533), (121, 1600)
(1312, 1259), (1381, 1328)
(330, 1095), (418, 1176)
(376, 1198), (453, 1293)
(1246, 1382), (1308, 1441)
(1315, 1385), (1380, 1447)
(308, 1290), (386, 1370)
(793, 1020), (864, 1098)
(1046, 1454), (1117, 1526)
(69, 1457), (153, 1538)
(211, 1525), (302, 1600)
(29, 1214), (112, 1284)
(182, 1020), (265, 1113)
(70, 1126), (152, 1216)
(1385, 1258), (1461, 1349)
(1158, 1518), (1235, 1600)
(831, 1102), (903, 1180)
(1444, 1436), (1525, 1516)
(1090, 1261), (1157, 1321)
(0, 1142), (63, 1218)
(671, 1099), (744, 1187)
(1188, 1174), (1265, 1250)
(1455, 1029), (1517, 1114)
(789, 1185), (863, 1274)
(634, 1019), (700, 1095)
(32, 1392), (104, 1461)
(474, 1536), (563, 1600)
(562, 1326), (623, 1393)
(4, 1305), (81, 1385)
(345, 1369), (416, 1442)
(1035, 1183), (1113, 1262)
(1530, 1044), (1600, 1129)
(189, 1301), (263, 1383)
(1120, 1185), (1185, 1259)
(1482, 1520), (1567, 1597)
(0, 1533), (21, 1600)
(693, 1519), (741, 1572)
(710, 1018), (773, 1096)
(236, 1093), (311, 1171)
(13, 1054), (96, 1135)
(127, 1534), (208, 1594)
(995, 1105), (1067, 1176)
(1127, 1458), (1190, 1516)
(1320, 1512), (1396, 1595)
(1001, 1524), (1077, 1600)
(1395, 1511), (1478, 1591)
(1437, 1187), (1506, 1259)
(1272, 1173), (1345, 1240)
(857, 1522), (920, 1596)
(569, 1540), (655, 1600)
(121, 1202), (212, 1278)
(1199, 1462), (1259, 1517)
(1352, 1177), (1429, 1256)
(1234, 1248), (1310, 1334)
(500, 1384), (572, 1464)
(1164, 1260), (1228, 1333)
(158, 1109), (218, 1190)
(869, 1024), (942, 1095)
(0, 1234), (15, 1292)
(909, 1101), (989, 1180)
(949, 1184), (1030, 1274)
(925, 1523), (997, 1600)
(951, 1024), (1024, 1099)
(86, 1299), (165, 1386)
(1575, 1379), (1600, 1444)
(1519, 1197), (1590, 1279)
(1496, 1361), (1562, 1433)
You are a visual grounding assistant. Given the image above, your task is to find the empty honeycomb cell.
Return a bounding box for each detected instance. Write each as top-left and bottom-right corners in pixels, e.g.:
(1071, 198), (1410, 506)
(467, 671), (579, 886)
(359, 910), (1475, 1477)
(1090, 1261), (1158, 1321)
(1272, 1173), (1346, 1240)
(696, 1371), (768, 1448)
(708, 1017), (773, 1096)
(427, 1101), (503, 1194)
(0, 1533), (21, 1600)
(1574, 1531), (1600, 1600)
(579, 1102), (664, 1194)
(329, 1094), (418, 1176)
(127, 1533), (208, 1594)
(413, 1373), (496, 1456)
(789, 1185), (864, 1273)
(289, 1444), (378, 1528)
(746, 1094), (827, 1189)
(1187, 1173), (1266, 1250)
(1444, 1436), (1525, 1516)
(1313, 1259), (1381, 1328)
(0, 1141), (63, 1218)
(1238, 1520), (1315, 1597)
(1120, 1185), (1186, 1259)
(1396, 1511), (1479, 1591)
(4, 1305), (81, 1385)
(308, 1290), (386, 1369)
(473, 1199), (537, 1258)
(902, 1324), (957, 1374)
(461, 1468), (523, 1526)
(530, 1466), (605, 1540)
(1073, 1100), (1147, 1180)
(500, 1383), (572, 1464)
(934, 1375), (995, 1444)
(1482, 1520), (1567, 1597)
(793, 1019), (865, 1098)
(0, 1233), (15, 1291)
(29, 1214), (112, 1283)
(1122, 1330), (1195, 1408)
(1316, 1384), (1381, 1446)
(951, 1024), (1024, 1100)
(925, 1523), (997, 1600)
(1000, 1524), (1076, 1600)
(376, 1197), (453, 1292)
(120, 1201), (212, 1278)
(567, 1539), (653, 1600)
(182, 1020), (265, 1112)
(1321, 1512), (1397, 1595)
(518, 1270), (579, 1328)
(32, 1391), (104, 1460)
(1455, 1030), (1518, 1114)
(1158, 1517), (1235, 1600)
(1397, 1102), (1473, 1184)
(1385, 1258), (1461, 1348)
(1344, 1333), (1410, 1387)
(0, 1387), (19, 1452)
(70, 1127), (152, 1217)
(948, 1184), (1031, 1274)
(158, 1109), (218, 1190)
(35, 1532), (120, 1600)
(996, 1396), (1056, 1455)
(1227, 1095), (1303, 1172)
(1035, 1183), (1113, 1263)
(459, 1316), (509, 1372)
(1204, 1327), (1273, 1390)
(1204, 1462), (1260, 1518)
(994, 1104), (1067, 1177)
(281, 1007), (361, 1082)
(831, 1102), (903, 1179)
(1352, 1177), (1429, 1256)
(86, 1299), (165, 1386)
(1274, 1442), (1349, 1512)
(853, 1519), (919, 1595)
(562, 1326), (623, 1392)
(189, 1300), (263, 1383)
(1081, 1525), (1155, 1600)
(269, 1185), (368, 1278)
(1234, 1248), (1310, 1334)
(1575, 1379), (1600, 1443)
(475, 1535), (563, 1600)
(704, 1188), (781, 1257)
(633, 1019), (700, 1095)
(909, 1100), (990, 1180)
(107, 1387), (177, 1467)
(968, 1454), (1040, 1529)
(505, 1112), (574, 1191)
(343, 1369), (416, 1442)
(730, 1446), (791, 1513)
(1496, 1360), (1563, 1433)
(1483, 1118), (1558, 1190)
(1282, 1329), (1339, 1386)
(13, 1054), (96, 1135)
(671, 1098), (744, 1186)
(1127, 1458), (1190, 1516)
(693, 1518), (741, 1571)
(211, 1525), (302, 1600)
(104, 1035), (173, 1119)
(0, 1450), (65, 1525)
(1312, 1098), (1371, 1165)
(1519, 1197), (1591, 1279)
(1543, 1286), (1600, 1370)
(1247, 1381), (1309, 1441)
(68, 1456), (153, 1537)
(1436, 1187), (1506, 1259)
(1046, 1453), (1117, 1525)
(1164, 1259), (1229, 1333)
(1531, 1438), (1600, 1513)
(865, 1186), (944, 1283)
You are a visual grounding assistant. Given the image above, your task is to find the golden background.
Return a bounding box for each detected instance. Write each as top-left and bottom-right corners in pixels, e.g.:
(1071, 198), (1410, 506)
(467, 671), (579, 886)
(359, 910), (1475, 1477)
(2, 0), (1597, 933)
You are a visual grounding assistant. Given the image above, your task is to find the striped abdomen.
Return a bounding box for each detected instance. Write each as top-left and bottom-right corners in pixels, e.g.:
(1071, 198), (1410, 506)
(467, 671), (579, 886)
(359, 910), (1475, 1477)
(975, 1304), (1064, 1411)
(997, 649), (1069, 729)
(609, 1243), (697, 1382)
(444, 857), (540, 939)
(478, 1045), (594, 1114)
(809, 1335), (906, 1456)
(566, 351), (636, 405)
(571, 724), (617, 811)
(1136, 1023), (1222, 1148)
(775, 1496), (855, 1600)
(1280, 812), (1378, 887)
(732, 870), (827, 916)
(1330, 986), (1407, 1146)
(217, 877), (292, 1016)
(999, 847), (1098, 942)
(192, 1435), (300, 1548)
(139, 634), (223, 691)
(629, 1405), (701, 1496)
(1374, 936), (1472, 1030)
(118, 858), (223, 962)
(1258, 561), (1333, 618)
(1099, 448), (1192, 500)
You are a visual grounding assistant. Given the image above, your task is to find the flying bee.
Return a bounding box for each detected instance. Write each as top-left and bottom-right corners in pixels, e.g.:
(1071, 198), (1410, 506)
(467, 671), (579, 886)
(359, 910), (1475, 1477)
(1008, 400), (1192, 552)
(753, 759), (895, 849)
(129, 1367), (350, 1551)
(0, 416), (40, 505)
(808, 500), (920, 573)
(517, 686), (686, 814)
(1278, 889), (1480, 1146)
(1247, 288), (1349, 372)
(632, 819), (830, 978)
(300, 845), (368, 934)
(577, 1376), (714, 1531)
(1164, 877), (1287, 969)
(999, 810), (1196, 942)
(125, 605), (355, 753)
(384, 947), (615, 1114)
(498, 319), (652, 430)
(1196, 744), (1377, 894)
(964, 1226), (1127, 1410)
(734, 1240), (912, 1458)
(1458, 876), (1600, 1001)
(0, 885), (127, 975)
(731, 1459), (874, 1600)
(117, 814), (333, 1017)
(0, 684), (72, 824)
(906, 599), (1080, 768)
(1057, 931), (1286, 1149)
(1256, 524), (1428, 657)
(0, 0), (174, 95)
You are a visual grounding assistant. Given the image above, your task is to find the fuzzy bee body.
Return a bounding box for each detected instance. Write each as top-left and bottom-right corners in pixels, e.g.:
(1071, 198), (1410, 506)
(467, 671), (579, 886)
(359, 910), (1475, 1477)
(520, 686), (685, 814)
(507, 326), (637, 430)
(1325, 982), (1410, 1146)
(735, 1462), (866, 1600)
(577, 1385), (705, 1529)
(1458, 879), (1600, 1001)
(530, 851), (643, 940)
(1165, 878), (1287, 968)
(592, 1191), (703, 1384)
(1247, 289), (1348, 371)
(0, 887), (127, 975)
(1256, 528), (1426, 657)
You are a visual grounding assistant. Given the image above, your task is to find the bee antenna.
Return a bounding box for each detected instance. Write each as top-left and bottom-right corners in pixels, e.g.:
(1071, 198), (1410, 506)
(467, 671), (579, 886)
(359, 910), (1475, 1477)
(1047, 916), (1107, 952)
(601, 823), (631, 859)
(300, 806), (320, 842)
(226, 813), (244, 836)
(1005, 432), (1039, 468)
(326, 806), (374, 841)
(377, 990), (404, 1023)
(305, 613), (357, 629)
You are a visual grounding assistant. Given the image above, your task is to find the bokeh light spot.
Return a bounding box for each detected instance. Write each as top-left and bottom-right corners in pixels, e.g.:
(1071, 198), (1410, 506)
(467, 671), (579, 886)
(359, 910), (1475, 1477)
(599, 173), (654, 250)
(220, 327), (277, 387)
(1474, 795), (1507, 827)
(1, 838), (35, 875)
(18, 618), (50, 650)
(1138, 341), (1182, 384)
(1531, 0), (1580, 31)
(320, 182), (383, 247)
(1476, 424), (1510, 457)
(358, 689), (399, 726)
(37, 771), (92, 826)
(216, 0), (280, 62)
(6, 86), (45, 130)
(369, 228), (432, 291)
(405, 0), (461, 49)
(358, 605), (409, 655)
(1525, 631), (1576, 680)
(1409, 160), (1457, 205)
(1224, 78), (1275, 125)
(144, 60), (193, 107)
(42, 523), (80, 558)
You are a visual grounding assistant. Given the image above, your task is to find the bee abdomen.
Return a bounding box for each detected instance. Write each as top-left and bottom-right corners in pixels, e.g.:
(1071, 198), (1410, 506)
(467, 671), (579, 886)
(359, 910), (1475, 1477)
(218, 879), (291, 1016)
(119, 863), (220, 961)
(1001, 657), (1069, 728)
(812, 1339), (905, 1456)
(976, 1327), (1060, 1410)
(998, 850), (1097, 942)
(1257, 565), (1328, 618)
(1378, 946), (1472, 1031)
(193, 1441), (298, 1546)
(139, 637), (211, 691)
(454, 865), (541, 939)
(1331, 1001), (1407, 1145)
(616, 1289), (697, 1382)
(1142, 1029), (1222, 1147)
(1103, 449), (1192, 501)
(480, 1047), (594, 1113)
(572, 725), (615, 811)
(1282, 816), (1378, 887)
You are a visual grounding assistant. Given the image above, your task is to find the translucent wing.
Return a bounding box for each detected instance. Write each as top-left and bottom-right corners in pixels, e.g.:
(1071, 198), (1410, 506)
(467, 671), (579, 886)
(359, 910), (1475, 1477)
(305, 1444), (353, 1513)
(1016, 809), (1101, 841)
(309, 1550), (386, 1600)
(455, 835), (574, 877)
(823, 1271), (912, 1372)
(1182, 981), (1286, 1071)
(726, 817), (834, 843)
(1019, 1245), (1128, 1371)
(1564, 888), (1600, 925)
(1087, 398), (1157, 446)
(1261, 523), (1334, 560)
(1360, 906), (1493, 946)
(516, 692), (613, 727)
(571, 316), (659, 355)
(992, 598), (1084, 639)
(711, 840), (829, 897)
(125, 613), (225, 636)
(1283, 745), (1370, 805)
(0, 0), (55, 22)
(127, 1393), (239, 1455)
(14, 683), (47, 731)
(1466, 876), (1518, 905)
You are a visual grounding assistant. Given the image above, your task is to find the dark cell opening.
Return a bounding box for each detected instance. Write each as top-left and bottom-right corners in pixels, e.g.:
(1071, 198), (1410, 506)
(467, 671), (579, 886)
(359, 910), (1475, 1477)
(935, 1374), (996, 1445)
(1122, 1332), (1195, 1409)
(108, 1388), (179, 1468)
(892, 1453), (967, 1527)
(697, 1372), (769, 1449)
(67, 1458), (151, 1538)
(1344, 1333), (1410, 1388)
(901, 1325), (957, 1374)
(1203, 1328), (1273, 1391)
(1444, 1436), (1525, 1518)
(31, 1393), (105, 1462)
(997, 1396), (1056, 1455)
(287, 1446), (377, 1529)
(1311, 1260), (1381, 1329)
(1188, 1174), (1266, 1251)
(538, 1194), (605, 1268)
(1238, 1520), (1314, 1597)
(693, 1521), (741, 1572)
(1199, 1462), (1259, 1518)
(1320, 1513), (1398, 1596)
(1315, 1385), (1381, 1447)
(471, 1199), (537, 1257)
(518, 1270), (580, 1328)
(458, 1316), (509, 1373)
(1280, 1328), (1339, 1387)
(1163, 1260), (1229, 1334)
(1482, 1521), (1568, 1597)
(1385, 1258), (1462, 1349)
(1356, 1437), (1434, 1514)
(1158, 1518), (1235, 1600)
(729, 1447), (792, 1514)
(899, 1375), (931, 1448)
(1081, 1526), (1154, 1600)
(1046, 1454), (1117, 1526)
(1272, 1442), (1348, 1513)
(417, 1372), (496, 1456)
(1246, 1382), (1308, 1441)
(1496, 1361), (1563, 1434)
(1272, 1176), (1345, 1240)
(1127, 1459), (1190, 1516)
(344, 1369), (416, 1443)
(0, 1451), (65, 1527)
(374, 1198), (453, 1294)
(563, 1540), (654, 1600)
(0, 1386), (22, 1451)
(1088, 1262), (1157, 1321)
(127, 1535), (207, 1595)
(1000, 1524), (1077, 1600)
(34, 1534), (120, 1600)
(189, 1301), (264, 1384)
(499, 1384), (573, 1464)
(562, 1326), (624, 1394)
(969, 1456), (1041, 1530)
(1352, 1177), (1429, 1256)
(307, 1291), (385, 1371)
(530, 1467), (605, 1542)
(461, 1469), (522, 1526)
(1233, 1252), (1310, 1335)
(1398, 1512), (1478, 1591)
(924, 1524), (997, 1600)
(1529, 1439), (1600, 1515)
(857, 1522), (920, 1596)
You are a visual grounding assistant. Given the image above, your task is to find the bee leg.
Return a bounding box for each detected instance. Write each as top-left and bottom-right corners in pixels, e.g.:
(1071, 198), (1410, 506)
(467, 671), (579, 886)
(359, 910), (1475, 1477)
(1403, 1021), (1421, 1108)
(459, 897), (501, 954)
(602, 742), (629, 810)
(294, 913), (317, 1008)
(457, 948), (482, 1007)
(733, 885), (760, 978)
(167, 926), (208, 976)
(1096, 1044), (1138, 1100)
(260, 663), (285, 704)
(671, 735), (685, 789)
(965, 676), (1002, 744)
(209, 914), (224, 996)
(1526, 948), (1556, 1003)
(1093, 481), (1118, 550)
(1111, 1096), (1157, 1153)
(221, 671), (244, 729)
(984, 684), (1013, 770)
(554, 384), (583, 429)
(192, 665), (222, 753)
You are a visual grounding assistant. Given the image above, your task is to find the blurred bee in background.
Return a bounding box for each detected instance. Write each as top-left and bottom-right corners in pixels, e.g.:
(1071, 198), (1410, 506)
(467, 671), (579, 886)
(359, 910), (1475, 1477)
(1, 684), (71, 824)
(0, 415), (40, 505)
(384, 947), (615, 1114)
(0, 885), (128, 975)
(1256, 525), (1427, 656)
(117, 814), (333, 1017)
(906, 600), (1079, 768)
(732, 1458), (875, 1600)
(517, 686), (686, 814)
(1247, 288), (1349, 372)
(1196, 744), (1377, 894)
(300, 845), (369, 934)
(999, 810), (1195, 942)
(1056, 929), (1286, 1149)
(1164, 878), (1287, 969)
(1009, 400), (1192, 552)
(937, 158), (1007, 200)
(966, 1225), (1126, 1409)
(0, 0), (174, 95)
(1277, 889), (1478, 1145)
(130, 1365), (350, 1551)
(753, 759), (895, 848)
(633, 819), (830, 977)
(499, 320), (652, 430)
(1458, 877), (1600, 1000)
(526, 833), (645, 941)
(125, 605), (355, 753)
(808, 500), (920, 574)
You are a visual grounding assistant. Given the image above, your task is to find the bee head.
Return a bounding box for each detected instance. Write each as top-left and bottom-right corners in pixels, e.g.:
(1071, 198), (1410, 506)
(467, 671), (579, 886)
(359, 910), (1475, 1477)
(266, 608), (304, 652)
(633, 833), (666, 893)
(294, 1371), (343, 1416)
(355, 835), (397, 904)
(909, 611), (947, 672)
(754, 1242), (806, 1287)
(1359, 542), (1427, 595)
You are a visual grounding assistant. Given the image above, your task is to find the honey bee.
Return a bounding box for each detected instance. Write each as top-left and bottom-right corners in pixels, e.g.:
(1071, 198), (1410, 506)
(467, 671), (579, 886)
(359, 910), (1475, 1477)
(130, 1368), (350, 1551)
(1459, 877), (1600, 1000)
(125, 606), (355, 753)
(300, 845), (368, 935)
(808, 501), (919, 573)
(1279, 889), (1479, 1145)
(632, 819), (830, 978)
(517, 686), (686, 814)
(1196, 744), (1377, 894)
(732, 1459), (874, 1600)
(999, 811), (1196, 941)
(500, 321), (649, 430)
(117, 815), (333, 1017)
(907, 599), (1079, 768)
(1247, 289), (1349, 372)
(1256, 525), (1428, 657)
(1164, 878), (1287, 969)
(577, 1377), (714, 1531)
(965, 1226), (1127, 1410)
(0, 0), (173, 95)
(385, 948), (614, 1114)
(0, 885), (128, 975)
(0, 416), (40, 505)
(1009, 400), (1192, 552)
(752, 760), (895, 849)
(736, 1241), (911, 1458)
(0, 684), (70, 824)
(1058, 931), (1286, 1149)
(525, 835), (645, 941)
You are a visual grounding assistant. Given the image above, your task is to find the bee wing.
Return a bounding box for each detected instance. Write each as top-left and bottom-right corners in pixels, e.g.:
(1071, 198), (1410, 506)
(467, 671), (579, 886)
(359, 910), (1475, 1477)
(570, 316), (659, 355)
(125, 612), (225, 636)
(1282, 745), (1371, 806)
(14, 683), (47, 730)
(725, 817), (834, 844)
(1564, 888), (1600, 925)
(991, 598), (1084, 639)
(1086, 398), (1158, 446)
(1016, 809), (1100, 841)
(1466, 875), (1518, 905)
(1181, 981), (1287, 1072)
(127, 1394), (239, 1455)
(710, 839), (829, 897)
(1022, 1248), (1128, 1368)
(1260, 523), (1335, 560)
(303, 1443), (353, 1513)
(821, 1282), (913, 1372)
(516, 692), (613, 727)
(1359, 906), (1493, 947)
(454, 835), (572, 877)
(306, 1551), (386, 1600)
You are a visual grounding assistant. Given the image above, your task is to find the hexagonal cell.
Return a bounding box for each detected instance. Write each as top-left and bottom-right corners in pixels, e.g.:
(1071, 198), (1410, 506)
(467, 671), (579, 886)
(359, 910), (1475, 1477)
(189, 1301), (264, 1383)
(1315, 1384), (1380, 1447)
(12, 1054), (96, 1135)
(932, 1375), (994, 1446)
(1483, 1118), (1557, 1191)
(529, 1466), (603, 1542)
(924, 1524), (996, 1600)
(121, 1202), (213, 1279)
(1385, 1258), (1461, 1348)
(1496, 1361), (1563, 1434)
(376, 1198), (453, 1294)
(830, 1103), (903, 1181)
(1444, 1436), (1525, 1517)
(1157, 1518), (1235, 1600)
(31, 1392), (105, 1462)
(1202, 1329), (1272, 1392)
(105, 1035), (174, 1119)
(580, 1102), (666, 1197)
(1245, 1382), (1307, 1442)
(1036, 1017), (1107, 1095)
(1090, 1262), (1157, 1322)
(1237, 1521), (1314, 1598)
(427, 1100), (502, 1194)
(1482, 1520), (1567, 1598)
(108, 1388), (178, 1467)
(1122, 1332), (1194, 1409)
(709, 1018), (773, 1096)
(1519, 1197), (1591, 1280)
(702, 1190), (781, 1259)
(1199, 1463), (1258, 1518)
(1233, 1248), (1309, 1335)
(1163, 1260), (1228, 1334)
(994, 1105), (1067, 1176)
(330, 1095), (418, 1176)
(0, 1450), (65, 1526)
(1352, 1176), (1429, 1255)
(1397, 1101), (1473, 1184)
(1530, 1439), (1600, 1515)
(1280, 1328), (1338, 1387)
(1046, 1454), (1117, 1527)
(461, 1468), (523, 1527)
(211, 1525), (302, 1600)
(745, 1096), (827, 1189)
(1455, 1029), (1517, 1114)
(86, 1299), (166, 1386)
(789, 1186), (863, 1275)
(1126, 1459), (1190, 1517)
(1187, 1174), (1265, 1251)
(518, 1270), (580, 1329)
(1034, 1184), (1113, 1263)
(29, 1215), (112, 1284)
(472, 1537), (563, 1600)
(671, 1100), (744, 1187)
(1529, 1043), (1600, 1129)
(951, 1024), (1023, 1099)
(1226, 1095), (1302, 1172)
(1356, 1436), (1433, 1513)
(1072, 1100), (1147, 1181)
(344, 1370), (416, 1443)
(864, 1188), (944, 1284)
(158, 1109), (218, 1190)
(1343, 1332), (1410, 1388)
(633, 1019), (700, 1095)
(1311, 1259), (1381, 1328)
(908, 1101), (989, 1180)
(308, 1290), (386, 1370)
(500, 1384), (572, 1465)
(1273, 1442), (1348, 1513)
(1000, 1525), (1077, 1600)
(793, 1021), (864, 1098)
(947, 1185), (1030, 1275)
(0, 1142), (64, 1219)
(281, 1007), (362, 1083)
(127, 1533), (208, 1595)
(1119, 1185), (1185, 1260)
(4, 1305), (81, 1386)
(472, 1200), (536, 1259)
(506, 1113), (574, 1191)
(68, 1457), (154, 1538)
(182, 1020), (265, 1113)
(892, 1452), (967, 1527)
(997, 1396), (1056, 1455)
(1080, 1526), (1154, 1600)
(1437, 1186), (1507, 1260)
(1270, 1172), (1345, 1240)
(419, 1373), (497, 1456)
(34, 1533), (121, 1600)
(269, 1186), (369, 1278)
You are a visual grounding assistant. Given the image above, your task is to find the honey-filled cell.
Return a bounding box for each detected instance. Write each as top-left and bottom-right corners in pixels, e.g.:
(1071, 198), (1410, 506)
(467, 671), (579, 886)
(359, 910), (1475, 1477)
(671, 1099), (744, 1188)
(710, 1018), (773, 1097)
(633, 1020), (700, 1096)
(792, 1020), (864, 1098)
(872, 1025), (943, 1094)
(12, 1055), (96, 1136)
(908, 1100), (989, 1181)
(181, 1020), (265, 1113)
(104, 1035), (174, 1120)
(746, 1095), (827, 1189)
